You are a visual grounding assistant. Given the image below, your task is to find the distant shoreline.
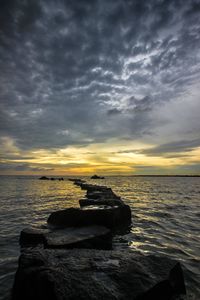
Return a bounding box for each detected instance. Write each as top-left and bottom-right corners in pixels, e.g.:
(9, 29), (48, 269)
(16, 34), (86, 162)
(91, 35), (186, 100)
(0, 174), (200, 177)
(130, 174), (200, 177)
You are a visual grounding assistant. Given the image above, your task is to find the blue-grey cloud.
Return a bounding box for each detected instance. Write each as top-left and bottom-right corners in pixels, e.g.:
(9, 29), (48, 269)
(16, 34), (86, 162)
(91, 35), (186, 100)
(0, 162), (54, 172)
(140, 139), (200, 157)
(0, 0), (200, 155)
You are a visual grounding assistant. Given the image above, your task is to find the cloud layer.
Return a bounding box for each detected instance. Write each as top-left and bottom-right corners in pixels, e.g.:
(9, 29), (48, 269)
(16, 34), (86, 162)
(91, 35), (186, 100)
(0, 0), (200, 173)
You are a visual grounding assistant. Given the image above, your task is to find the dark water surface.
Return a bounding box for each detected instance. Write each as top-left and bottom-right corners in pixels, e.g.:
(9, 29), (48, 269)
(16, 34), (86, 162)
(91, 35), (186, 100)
(0, 176), (199, 299)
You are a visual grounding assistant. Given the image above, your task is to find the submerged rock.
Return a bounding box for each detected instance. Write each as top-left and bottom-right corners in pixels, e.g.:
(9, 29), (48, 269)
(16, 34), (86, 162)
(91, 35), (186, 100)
(12, 248), (186, 300)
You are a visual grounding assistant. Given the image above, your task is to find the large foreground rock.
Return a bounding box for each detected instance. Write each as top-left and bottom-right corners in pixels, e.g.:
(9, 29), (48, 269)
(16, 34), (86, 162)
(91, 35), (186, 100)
(12, 248), (186, 300)
(47, 205), (131, 231)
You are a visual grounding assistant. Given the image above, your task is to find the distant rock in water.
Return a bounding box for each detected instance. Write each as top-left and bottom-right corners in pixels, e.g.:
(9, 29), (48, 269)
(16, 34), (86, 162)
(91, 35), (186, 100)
(39, 176), (49, 180)
(91, 174), (105, 179)
(39, 177), (64, 181)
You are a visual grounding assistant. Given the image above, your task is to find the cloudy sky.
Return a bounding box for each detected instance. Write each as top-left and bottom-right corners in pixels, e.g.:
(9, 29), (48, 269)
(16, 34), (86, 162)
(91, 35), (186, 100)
(0, 0), (200, 175)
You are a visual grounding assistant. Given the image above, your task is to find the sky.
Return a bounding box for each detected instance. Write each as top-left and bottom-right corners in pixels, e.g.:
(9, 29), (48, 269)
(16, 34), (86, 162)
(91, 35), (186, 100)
(0, 0), (200, 175)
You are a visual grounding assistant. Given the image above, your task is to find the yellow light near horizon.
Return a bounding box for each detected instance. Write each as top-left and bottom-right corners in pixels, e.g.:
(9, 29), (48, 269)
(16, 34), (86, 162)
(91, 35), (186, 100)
(1, 137), (200, 175)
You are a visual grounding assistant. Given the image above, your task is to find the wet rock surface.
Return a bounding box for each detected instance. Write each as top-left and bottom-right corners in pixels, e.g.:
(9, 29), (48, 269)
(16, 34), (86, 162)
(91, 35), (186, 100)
(20, 226), (51, 247)
(47, 205), (131, 230)
(12, 248), (186, 300)
(20, 225), (112, 250)
(44, 226), (112, 250)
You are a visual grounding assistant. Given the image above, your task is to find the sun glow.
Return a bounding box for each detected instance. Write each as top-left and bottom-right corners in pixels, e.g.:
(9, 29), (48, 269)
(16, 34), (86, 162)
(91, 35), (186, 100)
(1, 137), (200, 175)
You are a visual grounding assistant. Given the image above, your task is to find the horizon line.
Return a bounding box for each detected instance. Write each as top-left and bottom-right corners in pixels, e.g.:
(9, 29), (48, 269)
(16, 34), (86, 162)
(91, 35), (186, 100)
(0, 174), (200, 177)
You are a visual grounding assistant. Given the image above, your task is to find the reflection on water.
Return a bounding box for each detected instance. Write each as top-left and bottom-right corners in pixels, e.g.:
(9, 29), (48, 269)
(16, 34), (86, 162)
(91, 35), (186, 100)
(0, 177), (85, 300)
(0, 176), (200, 299)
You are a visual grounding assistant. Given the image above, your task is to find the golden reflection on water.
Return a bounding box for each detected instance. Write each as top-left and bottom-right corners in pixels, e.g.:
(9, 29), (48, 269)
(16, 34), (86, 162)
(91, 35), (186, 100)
(4, 178), (86, 226)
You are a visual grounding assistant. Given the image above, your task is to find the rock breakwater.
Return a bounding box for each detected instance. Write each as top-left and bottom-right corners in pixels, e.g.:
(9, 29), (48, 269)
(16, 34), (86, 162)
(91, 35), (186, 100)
(12, 179), (186, 300)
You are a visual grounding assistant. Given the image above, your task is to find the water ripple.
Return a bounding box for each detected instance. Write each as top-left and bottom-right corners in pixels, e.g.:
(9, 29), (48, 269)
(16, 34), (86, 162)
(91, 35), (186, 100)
(0, 176), (199, 299)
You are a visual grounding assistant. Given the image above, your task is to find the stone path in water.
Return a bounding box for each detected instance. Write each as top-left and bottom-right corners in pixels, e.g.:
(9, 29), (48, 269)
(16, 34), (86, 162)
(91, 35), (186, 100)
(12, 179), (187, 300)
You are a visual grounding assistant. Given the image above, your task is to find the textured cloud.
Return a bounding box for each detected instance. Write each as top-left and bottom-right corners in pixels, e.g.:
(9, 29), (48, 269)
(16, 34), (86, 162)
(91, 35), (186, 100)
(140, 139), (200, 157)
(0, 162), (54, 172)
(0, 0), (200, 173)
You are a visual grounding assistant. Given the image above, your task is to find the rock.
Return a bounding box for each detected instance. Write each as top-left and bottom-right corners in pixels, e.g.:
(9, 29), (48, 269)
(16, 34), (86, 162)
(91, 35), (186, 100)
(68, 178), (81, 181)
(169, 262), (186, 295)
(20, 226), (51, 247)
(84, 186), (119, 198)
(39, 176), (49, 180)
(39, 176), (64, 181)
(70, 179), (86, 186)
(68, 178), (85, 183)
(79, 199), (123, 207)
(91, 174), (105, 179)
(12, 248), (186, 300)
(20, 226), (112, 250)
(135, 263), (186, 299)
(47, 205), (131, 231)
(79, 183), (95, 190)
(44, 226), (112, 250)
(86, 185), (109, 192)
(80, 184), (109, 191)
(81, 205), (115, 210)
(86, 190), (121, 201)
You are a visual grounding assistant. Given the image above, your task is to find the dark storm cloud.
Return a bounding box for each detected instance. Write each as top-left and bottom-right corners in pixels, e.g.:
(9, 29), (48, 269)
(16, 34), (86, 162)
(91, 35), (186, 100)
(107, 108), (122, 116)
(140, 139), (200, 157)
(0, 0), (200, 152)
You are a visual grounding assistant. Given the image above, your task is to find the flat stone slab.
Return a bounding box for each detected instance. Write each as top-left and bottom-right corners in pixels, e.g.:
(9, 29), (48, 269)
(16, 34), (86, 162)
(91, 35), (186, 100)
(12, 248), (186, 300)
(44, 226), (112, 250)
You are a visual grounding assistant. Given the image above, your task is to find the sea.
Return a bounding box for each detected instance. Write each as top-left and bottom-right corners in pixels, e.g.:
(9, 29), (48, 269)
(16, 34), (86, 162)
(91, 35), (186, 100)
(0, 175), (199, 299)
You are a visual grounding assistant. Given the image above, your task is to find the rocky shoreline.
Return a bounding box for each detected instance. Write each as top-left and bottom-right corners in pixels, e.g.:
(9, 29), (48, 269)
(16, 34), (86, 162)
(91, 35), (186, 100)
(12, 179), (186, 299)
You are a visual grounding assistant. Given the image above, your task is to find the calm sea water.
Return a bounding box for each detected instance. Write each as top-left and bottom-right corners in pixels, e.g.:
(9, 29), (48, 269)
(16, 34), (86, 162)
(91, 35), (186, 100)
(0, 176), (199, 299)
